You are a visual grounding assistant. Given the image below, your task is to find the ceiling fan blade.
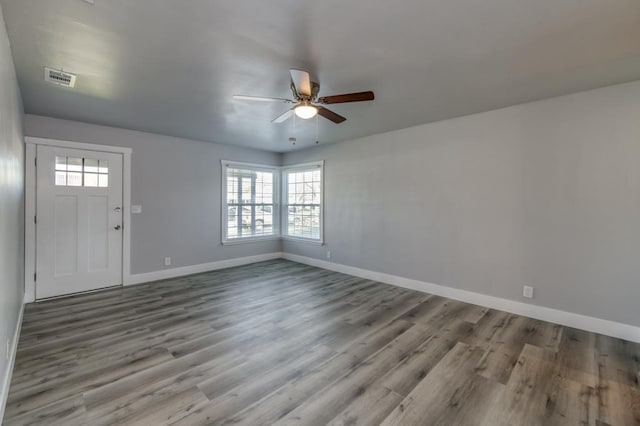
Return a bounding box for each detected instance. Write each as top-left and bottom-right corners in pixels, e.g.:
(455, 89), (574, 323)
(233, 95), (294, 103)
(318, 106), (346, 124)
(318, 91), (375, 104)
(272, 109), (294, 123)
(289, 69), (312, 97)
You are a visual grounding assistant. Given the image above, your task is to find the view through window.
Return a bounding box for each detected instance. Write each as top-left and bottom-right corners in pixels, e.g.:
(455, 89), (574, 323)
(224, 165), (276, 240)
(55, 156), (109, 187)
(221, 161), (323, 243)
(283, 166), (322, 241)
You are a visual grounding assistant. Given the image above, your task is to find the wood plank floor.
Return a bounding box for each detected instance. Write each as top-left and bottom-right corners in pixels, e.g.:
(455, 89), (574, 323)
(4, 259), (640, 425)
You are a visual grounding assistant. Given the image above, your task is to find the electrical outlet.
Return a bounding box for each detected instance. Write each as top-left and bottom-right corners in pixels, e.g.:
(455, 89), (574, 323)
(131, 205), (142, 214)
(164, 257), (171, 266)
(326, 250), (331, 260)
(523, 285), (534, 299)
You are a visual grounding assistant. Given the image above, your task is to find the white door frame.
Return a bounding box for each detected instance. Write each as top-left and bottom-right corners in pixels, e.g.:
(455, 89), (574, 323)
(24, 136), (133, 302)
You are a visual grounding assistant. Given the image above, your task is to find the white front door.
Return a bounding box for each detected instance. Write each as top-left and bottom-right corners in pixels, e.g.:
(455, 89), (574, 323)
(36, 145), (124, 299)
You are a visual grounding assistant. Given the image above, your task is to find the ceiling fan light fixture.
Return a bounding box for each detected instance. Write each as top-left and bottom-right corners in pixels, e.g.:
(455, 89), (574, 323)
(294, 102), (318, 119)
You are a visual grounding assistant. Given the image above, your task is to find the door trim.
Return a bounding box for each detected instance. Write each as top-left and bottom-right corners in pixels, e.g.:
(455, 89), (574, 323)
(24, 136), (133, 303)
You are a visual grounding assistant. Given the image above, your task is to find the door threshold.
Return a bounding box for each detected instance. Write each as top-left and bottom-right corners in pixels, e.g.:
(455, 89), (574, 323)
(35, 284), (123, 303)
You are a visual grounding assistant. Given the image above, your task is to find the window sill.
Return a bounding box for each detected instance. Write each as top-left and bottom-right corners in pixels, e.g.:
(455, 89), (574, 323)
(222, 235), (280, 245)
(281, 235), (324, 246)
(222, 235), (324, 246)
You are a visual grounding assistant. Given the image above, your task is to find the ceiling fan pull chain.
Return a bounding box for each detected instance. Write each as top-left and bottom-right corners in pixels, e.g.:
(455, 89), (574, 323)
(315, 115), (319, 144)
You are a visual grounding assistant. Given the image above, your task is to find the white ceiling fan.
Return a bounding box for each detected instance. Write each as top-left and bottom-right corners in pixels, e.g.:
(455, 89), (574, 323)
(233, 69), (375, 124)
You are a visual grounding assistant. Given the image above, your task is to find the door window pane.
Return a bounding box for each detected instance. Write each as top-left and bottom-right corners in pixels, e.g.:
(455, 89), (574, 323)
(84, 158), (99, 173)
(53, 156), (110, 188)
(67, 172), (82, 186)
(55, 171), (67, 186)
(67, 157), (83, 172)
(84, 173), (98, 187)
(98, 174), (109, 188)
(55, 156), (67, 171)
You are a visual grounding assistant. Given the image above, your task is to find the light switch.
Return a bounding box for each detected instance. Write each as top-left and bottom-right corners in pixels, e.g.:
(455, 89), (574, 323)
(131, 205), (142, 214)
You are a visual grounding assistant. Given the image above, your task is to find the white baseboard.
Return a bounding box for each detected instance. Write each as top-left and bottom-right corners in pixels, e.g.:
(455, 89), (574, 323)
(0, 301), (24, 423)
(126, 252), (284, 285)
(282, 253), (640, 344)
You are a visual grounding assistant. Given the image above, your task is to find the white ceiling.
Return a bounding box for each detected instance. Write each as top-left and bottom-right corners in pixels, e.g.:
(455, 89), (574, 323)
(2, 0), (640, 152)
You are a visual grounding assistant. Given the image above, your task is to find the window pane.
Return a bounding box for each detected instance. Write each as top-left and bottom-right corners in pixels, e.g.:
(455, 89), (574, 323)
(255, 207), (273, 235)
(55, 171), (67, 186)
(98, 174), (109, 187)
(227, 177), (238, 204)
(227, 206), (238, 237)
(263, 184), (273, 204)
(288, 182), (296, 204)
(241, 208), (252, 231)
(241, 177), (252, 202)
(55, 156), (67, 171)
(312, 182), (321, 203)
(67, 157), (83, 172)
(67, 172), (82, 186)
(98, 159), (109, 173)
(84, 158), (99, 173)
(84, 173), (98, 187)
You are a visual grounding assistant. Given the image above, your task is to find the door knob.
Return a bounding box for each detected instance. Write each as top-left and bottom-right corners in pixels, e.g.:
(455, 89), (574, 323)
(114, 225), (121, 230)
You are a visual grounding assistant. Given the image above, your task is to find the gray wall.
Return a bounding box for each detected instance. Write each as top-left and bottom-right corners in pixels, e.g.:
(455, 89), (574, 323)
(0, 2), (24, 417)
(282, 80), (640, 327)
(24, 115), (281, 275)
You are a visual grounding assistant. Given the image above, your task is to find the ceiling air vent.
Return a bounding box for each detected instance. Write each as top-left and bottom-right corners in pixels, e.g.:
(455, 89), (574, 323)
(44, 67), (77, 88)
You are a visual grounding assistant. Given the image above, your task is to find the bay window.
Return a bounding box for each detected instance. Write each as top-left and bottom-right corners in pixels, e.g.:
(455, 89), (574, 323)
(221, 160), (323, 244)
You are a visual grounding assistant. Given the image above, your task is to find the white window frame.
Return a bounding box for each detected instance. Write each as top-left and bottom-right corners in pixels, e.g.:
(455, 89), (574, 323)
(220, 160), (324, 245)
(221, 160), (280, 245)
(281, 161), (324, 245)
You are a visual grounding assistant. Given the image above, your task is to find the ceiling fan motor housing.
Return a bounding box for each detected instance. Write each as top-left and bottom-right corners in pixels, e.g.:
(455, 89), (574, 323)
(291, 80), (320, 101)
